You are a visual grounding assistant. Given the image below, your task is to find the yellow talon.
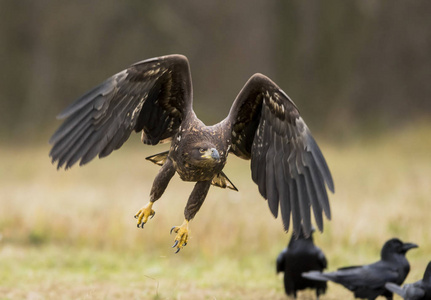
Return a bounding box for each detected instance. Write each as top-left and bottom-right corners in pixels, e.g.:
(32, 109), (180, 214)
(135, 202), (155, 228)
(170, 220), (189, 253)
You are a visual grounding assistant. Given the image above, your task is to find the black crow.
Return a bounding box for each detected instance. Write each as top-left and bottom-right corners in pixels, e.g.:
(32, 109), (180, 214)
(303, 238), (418, 300)
(277, 228), (327, 299)
(385, 261), (431, 300)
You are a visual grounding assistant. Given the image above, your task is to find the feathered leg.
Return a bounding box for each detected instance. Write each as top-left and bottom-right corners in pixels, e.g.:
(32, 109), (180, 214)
(135, 157), (175, 228)
(171, 180), (211, 253)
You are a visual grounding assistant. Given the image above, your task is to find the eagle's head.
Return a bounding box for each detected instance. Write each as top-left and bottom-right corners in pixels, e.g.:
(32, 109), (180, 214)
(192, 145), (220, 164)
(187, 142), (221, 168)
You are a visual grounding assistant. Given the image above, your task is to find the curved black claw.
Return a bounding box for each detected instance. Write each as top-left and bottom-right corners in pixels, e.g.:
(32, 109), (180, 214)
(175, 248), (181, 254)
(183, 242), (187, 247)
(134, 215), (138, 219)
(150, 211), (156, 219)
(170, 227), (176, 235)
(172, 240), (179, 248)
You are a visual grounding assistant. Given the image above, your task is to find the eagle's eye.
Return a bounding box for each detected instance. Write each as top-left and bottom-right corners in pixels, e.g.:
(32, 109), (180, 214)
(199, 148), (206, 154)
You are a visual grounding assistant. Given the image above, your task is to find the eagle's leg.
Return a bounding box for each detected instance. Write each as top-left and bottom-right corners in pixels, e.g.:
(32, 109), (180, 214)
(171, 180), (211, 253)
(135, 157), (175, 228)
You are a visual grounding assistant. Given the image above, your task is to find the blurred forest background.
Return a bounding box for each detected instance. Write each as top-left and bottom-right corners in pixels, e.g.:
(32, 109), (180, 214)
(1, 1), (430, 299)
(1, 0), (430, 142)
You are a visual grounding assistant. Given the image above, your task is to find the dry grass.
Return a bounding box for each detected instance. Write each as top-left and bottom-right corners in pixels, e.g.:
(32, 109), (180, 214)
(0, 122), (430, 299)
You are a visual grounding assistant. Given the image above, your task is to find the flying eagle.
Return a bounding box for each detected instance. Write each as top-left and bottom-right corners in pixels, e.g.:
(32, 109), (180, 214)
(49, 54), (334, 253)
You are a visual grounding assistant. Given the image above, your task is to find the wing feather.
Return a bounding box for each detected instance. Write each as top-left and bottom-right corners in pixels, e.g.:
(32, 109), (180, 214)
(266, 142), (279, 217)
(99, 126), (129, 158)
(211, 172), (238, 191)
(49, 54), (192, 169)
(251, 116), (268, 199)
(288, 176), (301, 236)
(49, 103), (94, 145)
(297, 174), (312, 236)
(227, 73), (334, 235)
(73, 94), (138, 167)
(303, 165), (324, 231)
(57, 80), (115, 119)
(294, 137), (312, 235)
(49, 114), (93, 162)
(303, 153), (331, 219)
(275, 135), (290, 230)
(303, 125), (335, 193)
(58, 128), (93, 169)
(385, 283), (406, 298)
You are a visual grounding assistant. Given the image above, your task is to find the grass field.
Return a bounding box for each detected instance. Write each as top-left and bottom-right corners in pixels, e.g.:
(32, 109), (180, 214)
(1, 122), (430, 299)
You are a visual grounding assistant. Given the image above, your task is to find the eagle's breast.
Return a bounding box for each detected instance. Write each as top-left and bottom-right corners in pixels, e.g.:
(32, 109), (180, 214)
(169, 121), (228, 182)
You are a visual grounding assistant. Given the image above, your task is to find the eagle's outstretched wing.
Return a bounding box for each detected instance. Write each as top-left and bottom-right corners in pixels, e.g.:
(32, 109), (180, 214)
(49, 54), (192, 169)
(226, 74), (334, 235)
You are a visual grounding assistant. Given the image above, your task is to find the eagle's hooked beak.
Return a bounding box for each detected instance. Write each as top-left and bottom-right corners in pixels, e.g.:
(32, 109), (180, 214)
(202, 148), (220, 162)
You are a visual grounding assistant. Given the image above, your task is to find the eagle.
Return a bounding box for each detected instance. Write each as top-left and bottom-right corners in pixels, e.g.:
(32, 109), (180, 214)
(49, 54), (334, 253)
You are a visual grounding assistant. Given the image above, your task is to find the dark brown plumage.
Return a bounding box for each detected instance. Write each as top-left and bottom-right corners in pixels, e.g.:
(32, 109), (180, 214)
(49, 54), (334, 252)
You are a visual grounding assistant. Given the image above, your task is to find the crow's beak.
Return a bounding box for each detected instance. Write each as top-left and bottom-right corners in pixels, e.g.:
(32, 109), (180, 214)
(402, 242), (418, 252)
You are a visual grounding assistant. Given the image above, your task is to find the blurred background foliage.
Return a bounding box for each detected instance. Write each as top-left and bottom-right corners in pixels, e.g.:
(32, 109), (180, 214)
(1, 1), (430, 298)
(1, 0), (430, 142)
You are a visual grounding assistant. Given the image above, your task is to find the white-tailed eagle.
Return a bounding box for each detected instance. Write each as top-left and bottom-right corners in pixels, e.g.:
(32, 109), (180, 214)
(49, 55), (334, 253)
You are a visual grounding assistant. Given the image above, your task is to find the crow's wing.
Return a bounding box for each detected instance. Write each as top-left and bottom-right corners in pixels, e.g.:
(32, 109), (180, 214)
(277, 248), (287, 273)
(317, 247), (328, 270)
(303, 262), (399, 291)
(331, 262), (399, 291)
